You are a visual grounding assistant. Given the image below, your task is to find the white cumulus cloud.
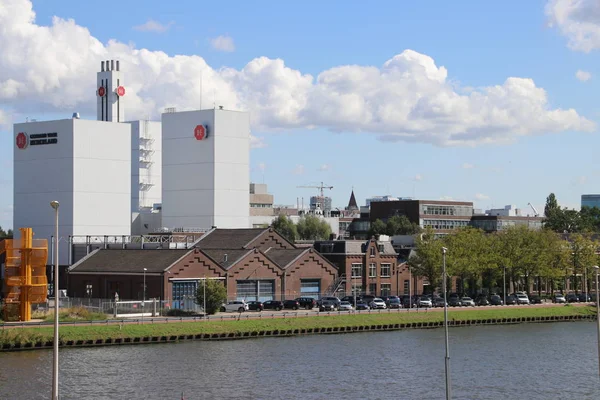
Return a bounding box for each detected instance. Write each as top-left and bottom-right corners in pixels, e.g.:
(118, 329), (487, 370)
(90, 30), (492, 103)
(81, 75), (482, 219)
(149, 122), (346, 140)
(576, 70), (592, 82)
(210, 35), (235, 52)
(546, 0), (600, 52)
(474, 193), (490, 201)
(0, 0), (594, 148)
(133, 19), (173, 33)
(317, 164), (331, 172)
(250, 135), (267, 149)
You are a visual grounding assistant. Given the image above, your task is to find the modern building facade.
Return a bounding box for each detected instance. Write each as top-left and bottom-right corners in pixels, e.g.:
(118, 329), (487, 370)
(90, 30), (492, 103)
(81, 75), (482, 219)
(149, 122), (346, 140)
(161, 109), (250, 230)
(581, 194), (600, 209)
(470, 215), (543, 232)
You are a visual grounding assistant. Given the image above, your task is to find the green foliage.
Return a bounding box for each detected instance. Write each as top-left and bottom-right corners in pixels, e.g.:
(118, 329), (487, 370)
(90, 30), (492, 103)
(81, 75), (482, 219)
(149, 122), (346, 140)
(407, 228), (444, 289)
(195, 280), (227, 315)
(368, 219), (387, 238)
(297, 215), (332, 240)
(385, 215), (421, 235)
(0, 226), (12, 238)
(271, 215), (298, 242)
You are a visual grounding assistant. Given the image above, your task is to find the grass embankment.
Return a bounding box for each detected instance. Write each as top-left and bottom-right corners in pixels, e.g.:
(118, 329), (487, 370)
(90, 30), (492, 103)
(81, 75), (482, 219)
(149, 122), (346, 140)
(32, 306), (108, 323)
(0, 306), (595, 347)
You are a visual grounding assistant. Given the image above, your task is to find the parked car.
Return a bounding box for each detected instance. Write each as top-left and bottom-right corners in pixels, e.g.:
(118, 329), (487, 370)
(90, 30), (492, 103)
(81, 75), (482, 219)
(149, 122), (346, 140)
(461, 297), (475, 307)
(355, 301), (370, 311)
(514, 293), (530, 305)
(320, 296), (341, 309)
(530, 295), (543, 304)
(566, 293), (579, 303)
(386, 296), (400, 306)
(388, 298), (402, 309)
(247, 301), (264, 311)
(341, 295), (362, 306)
(475, 296), (490, 306)
(370, 298), (387, 309)
(339, 301), (353, 311)
(578, 293), (591, 302)
(319, 300), (336, 312)
(553, 294), (566, 304)
(220, 301), (248, 313)
(283, 300), (300, 310)
(295, 297), (316, 309)
(263, 300), (284, 311)
(489, 295), (504, 306)
(448, 297), (462, 307)
(433, 297), (447, 308)
(417, 297), (433, 308)
(505, 295), (517, 305)
(361, 295), (376, 306)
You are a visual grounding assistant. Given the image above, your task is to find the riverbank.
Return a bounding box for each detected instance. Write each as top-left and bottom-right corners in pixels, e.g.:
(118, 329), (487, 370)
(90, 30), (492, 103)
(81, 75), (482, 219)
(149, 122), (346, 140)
(1, 305), (596, 351)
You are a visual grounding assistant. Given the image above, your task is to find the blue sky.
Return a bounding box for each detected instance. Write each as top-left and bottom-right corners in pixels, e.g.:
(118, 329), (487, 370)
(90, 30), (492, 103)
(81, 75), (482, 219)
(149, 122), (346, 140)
(1, 0), (600, 229)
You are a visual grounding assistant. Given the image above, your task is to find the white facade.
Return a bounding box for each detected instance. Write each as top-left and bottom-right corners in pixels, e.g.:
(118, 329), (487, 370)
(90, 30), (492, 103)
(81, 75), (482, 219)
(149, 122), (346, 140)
(162, 109), (250, 230)
(13, 118), (131, 265)
(485, 205), (521, 217)
(96, 60), (125, 122)
(129, 120), (162, 211)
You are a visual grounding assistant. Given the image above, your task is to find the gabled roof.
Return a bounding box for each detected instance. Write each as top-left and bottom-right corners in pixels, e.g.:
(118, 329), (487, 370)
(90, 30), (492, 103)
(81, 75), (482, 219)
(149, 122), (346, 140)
(69, 249), (191, 273)
(195, 228), (268, 249)
(201, 248), (254, 269)
(264, 248), (307, 268)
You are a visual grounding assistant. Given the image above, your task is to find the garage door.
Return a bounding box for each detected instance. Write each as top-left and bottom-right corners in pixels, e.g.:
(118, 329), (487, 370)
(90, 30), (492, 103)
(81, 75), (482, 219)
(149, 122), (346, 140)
(236, 280), (275, 302)
(300, 279), (321, 299)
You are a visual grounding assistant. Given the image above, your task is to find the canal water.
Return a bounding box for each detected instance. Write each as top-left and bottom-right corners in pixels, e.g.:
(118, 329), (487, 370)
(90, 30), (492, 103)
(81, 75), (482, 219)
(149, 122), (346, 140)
(1, 322), (599, 399)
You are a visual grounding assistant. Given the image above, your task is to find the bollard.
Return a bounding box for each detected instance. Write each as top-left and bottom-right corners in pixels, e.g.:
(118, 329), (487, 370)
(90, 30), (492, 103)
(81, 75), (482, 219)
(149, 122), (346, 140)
(152, 298), (157, 317)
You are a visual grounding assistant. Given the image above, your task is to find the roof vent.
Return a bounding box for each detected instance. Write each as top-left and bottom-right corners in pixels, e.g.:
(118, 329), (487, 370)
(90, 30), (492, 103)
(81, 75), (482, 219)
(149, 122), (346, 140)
(223, 254), (228, 262)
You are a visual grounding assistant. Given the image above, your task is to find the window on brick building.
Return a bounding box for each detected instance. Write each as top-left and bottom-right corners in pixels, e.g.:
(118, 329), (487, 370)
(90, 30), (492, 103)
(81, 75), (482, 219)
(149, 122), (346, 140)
(381, 283), (391, 297)
(370, 247), (375, 257)
(351, 263), (363, 278)
(380, 263), (391, 277)
(369, 263), (376, 278)
(369, 283), (377, 294)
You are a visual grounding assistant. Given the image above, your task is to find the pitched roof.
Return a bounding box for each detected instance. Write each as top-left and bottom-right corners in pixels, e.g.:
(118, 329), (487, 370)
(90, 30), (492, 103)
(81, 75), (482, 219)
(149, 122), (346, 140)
(69, 249), (190, 273)
(195, 228), (268, 249)
(314, 240), (397, 255)
(347, 190), (358, 210)
(264, 248), (307, 268)
(201, 249), (253, 269)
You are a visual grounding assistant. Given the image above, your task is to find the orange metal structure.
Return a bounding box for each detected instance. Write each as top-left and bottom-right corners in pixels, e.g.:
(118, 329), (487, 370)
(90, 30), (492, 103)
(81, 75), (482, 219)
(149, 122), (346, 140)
(0, 228), (48, 321)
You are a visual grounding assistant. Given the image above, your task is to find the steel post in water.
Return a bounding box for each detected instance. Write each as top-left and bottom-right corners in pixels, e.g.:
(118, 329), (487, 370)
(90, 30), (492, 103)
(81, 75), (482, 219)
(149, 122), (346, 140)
(594, 266), (600, 378)
(50, 200), (60, 400)
(442, 247), (451, 400)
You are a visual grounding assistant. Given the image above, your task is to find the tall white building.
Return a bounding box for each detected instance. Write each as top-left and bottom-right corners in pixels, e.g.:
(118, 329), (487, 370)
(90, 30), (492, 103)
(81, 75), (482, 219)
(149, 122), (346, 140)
(130, 120), (162, 211)
(13, 118), (131, 265)
(161, 108), (250, 230)
(96, 59), (125, 123)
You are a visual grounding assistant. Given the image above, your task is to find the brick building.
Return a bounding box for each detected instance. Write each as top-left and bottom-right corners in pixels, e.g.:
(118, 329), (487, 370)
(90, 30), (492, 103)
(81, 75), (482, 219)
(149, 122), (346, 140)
(68, 228), (337, 303)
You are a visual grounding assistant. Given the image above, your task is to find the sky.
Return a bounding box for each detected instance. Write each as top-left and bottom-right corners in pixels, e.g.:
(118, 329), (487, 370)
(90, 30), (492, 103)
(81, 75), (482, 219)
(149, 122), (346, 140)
(1, 0), (600, 229)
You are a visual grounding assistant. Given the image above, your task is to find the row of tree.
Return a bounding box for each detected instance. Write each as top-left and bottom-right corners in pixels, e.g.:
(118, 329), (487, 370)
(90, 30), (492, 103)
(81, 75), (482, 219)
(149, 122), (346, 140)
(544, 192), (600, 233)
(0, 226), (13, 239)
(408, 225), (599, 297)
(271, 214), (333, 241)
(369, 215), (421, 237)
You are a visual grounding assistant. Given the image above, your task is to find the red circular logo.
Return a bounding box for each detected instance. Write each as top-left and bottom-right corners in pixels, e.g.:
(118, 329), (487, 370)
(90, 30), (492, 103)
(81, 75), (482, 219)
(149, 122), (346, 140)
(98, 87), (106, 97)
(117, 86), (125, 97)
(194, 125), (206, 140)
(16, 132), (28, 149)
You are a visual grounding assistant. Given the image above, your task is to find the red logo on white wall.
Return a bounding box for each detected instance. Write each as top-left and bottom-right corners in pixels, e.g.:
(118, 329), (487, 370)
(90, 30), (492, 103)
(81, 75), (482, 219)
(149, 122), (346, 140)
(116, 86), (126, 97)
(16, 132), (28, 149)
(98, 87), (106, 97)
(194, 125), (207, 140)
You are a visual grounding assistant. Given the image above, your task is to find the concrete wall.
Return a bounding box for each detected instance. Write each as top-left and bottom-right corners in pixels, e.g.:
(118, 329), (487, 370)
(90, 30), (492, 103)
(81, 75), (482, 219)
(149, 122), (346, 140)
(130, 120), (162, 212)
(14, 119), (131, 265)
(162, 109), (250, 230)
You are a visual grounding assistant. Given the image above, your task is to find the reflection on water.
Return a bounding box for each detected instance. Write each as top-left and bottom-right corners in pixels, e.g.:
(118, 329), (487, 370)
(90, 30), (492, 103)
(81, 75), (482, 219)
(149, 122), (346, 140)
(0, 322), (599, 399)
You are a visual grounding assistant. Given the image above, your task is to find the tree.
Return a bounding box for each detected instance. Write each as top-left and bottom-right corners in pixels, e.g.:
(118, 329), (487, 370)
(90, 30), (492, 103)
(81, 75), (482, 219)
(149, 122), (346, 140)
(195, 279), (227, 315)
(297, 215), (332, 240)
(368, 219), (386, 238)
(407, 228), (444, 293)
(544, 193), (559, 220)
(569, 233), (598, 294)
(271, 215), (298, 242)
(385, 215), (421, 236)
(0, 226), (11, 239)
(443, 227), (490, 295)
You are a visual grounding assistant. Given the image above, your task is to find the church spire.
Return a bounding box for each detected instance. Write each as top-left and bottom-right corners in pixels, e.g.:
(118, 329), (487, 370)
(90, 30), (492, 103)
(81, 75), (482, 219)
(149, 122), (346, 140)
(347, 189), (358, 211)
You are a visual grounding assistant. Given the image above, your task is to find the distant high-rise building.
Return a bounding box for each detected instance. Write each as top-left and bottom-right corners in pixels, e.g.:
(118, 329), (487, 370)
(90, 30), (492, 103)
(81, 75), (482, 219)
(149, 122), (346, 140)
(581, 194), (600, 209)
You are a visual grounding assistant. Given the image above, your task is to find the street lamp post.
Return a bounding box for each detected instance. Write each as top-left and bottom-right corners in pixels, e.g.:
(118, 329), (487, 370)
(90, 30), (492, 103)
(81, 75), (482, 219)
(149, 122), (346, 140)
(142, 267), (147, 323)
(442, 247), (451, 400)
(50, 200), (59, 400)
(594, 266), (600, 378)
(503, 266), (506, 306)
(409, 264), (412, 309)
(203, 276), (207, 315)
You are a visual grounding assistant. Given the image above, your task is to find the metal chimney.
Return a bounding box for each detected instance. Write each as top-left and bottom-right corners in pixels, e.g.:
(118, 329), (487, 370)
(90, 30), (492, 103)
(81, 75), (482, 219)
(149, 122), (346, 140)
(101, 61), (105, 72)
(116, 60), (120, 71)
(110, 60), (114, 71)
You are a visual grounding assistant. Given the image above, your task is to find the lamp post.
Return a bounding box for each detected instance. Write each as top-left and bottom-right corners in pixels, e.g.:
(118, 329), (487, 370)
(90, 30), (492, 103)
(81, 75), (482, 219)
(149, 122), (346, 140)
(203, 276), (207, 316)
(442, 246), (451, 400)
(142, 267), (147, 323)
(50, 200), (59, 400)
(594, 265), (600, 378)
(409, 264), (412, 309)
(503, 266), (506, 306)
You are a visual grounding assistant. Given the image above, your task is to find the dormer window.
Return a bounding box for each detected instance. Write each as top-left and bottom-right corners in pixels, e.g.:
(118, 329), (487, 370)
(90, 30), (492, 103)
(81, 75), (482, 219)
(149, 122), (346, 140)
(370, 247), (375, 257)
(378, 244), (385, 253)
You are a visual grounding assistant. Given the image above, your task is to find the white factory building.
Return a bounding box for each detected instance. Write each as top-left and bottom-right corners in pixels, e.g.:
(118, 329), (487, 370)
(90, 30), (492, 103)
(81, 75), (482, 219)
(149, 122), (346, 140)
(12, 59), (251, 266)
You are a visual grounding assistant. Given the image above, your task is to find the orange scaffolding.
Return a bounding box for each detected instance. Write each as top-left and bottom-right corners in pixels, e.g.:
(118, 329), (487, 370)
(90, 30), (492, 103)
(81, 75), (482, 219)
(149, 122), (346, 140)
(1, 228), (48, 321)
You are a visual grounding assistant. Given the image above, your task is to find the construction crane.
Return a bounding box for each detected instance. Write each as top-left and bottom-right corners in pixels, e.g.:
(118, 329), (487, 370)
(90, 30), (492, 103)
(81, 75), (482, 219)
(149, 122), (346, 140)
(527, 202), (539, 217)
(297, 181), (333, 197)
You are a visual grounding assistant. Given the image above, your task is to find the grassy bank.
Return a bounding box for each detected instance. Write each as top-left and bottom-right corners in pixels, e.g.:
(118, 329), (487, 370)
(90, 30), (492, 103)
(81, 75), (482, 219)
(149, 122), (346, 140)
(0, 306), (595, 348)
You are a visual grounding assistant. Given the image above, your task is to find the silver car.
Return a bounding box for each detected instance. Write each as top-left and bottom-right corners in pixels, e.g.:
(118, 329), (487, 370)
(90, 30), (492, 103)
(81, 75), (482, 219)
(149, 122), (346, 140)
(339, 301), (353, 311)
(460, 297), (475, 307)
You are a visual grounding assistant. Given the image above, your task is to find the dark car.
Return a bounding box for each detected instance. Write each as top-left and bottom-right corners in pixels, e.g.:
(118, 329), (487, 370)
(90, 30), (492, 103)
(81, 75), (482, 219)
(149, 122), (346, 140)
(295, 297), (317, 309)
(476, 296), (490, 306)
(489, 295), (504, 306)
(566, 293), (579, 303)
(283, 300), (300, 310)
(433, 297), (447, 307)
(341, 295), (362, 306)
(388, 298), (402, 309)
(263, 300), (284, 311)
(530, 295), (543, 304)
(448, 297), (462, 307)
(505, 295), (517, 305)
(247, 301), (264, 311)
(578, 293), (591, 302)
(355, 301), (370, 310)
(319, 300), (336, 312)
